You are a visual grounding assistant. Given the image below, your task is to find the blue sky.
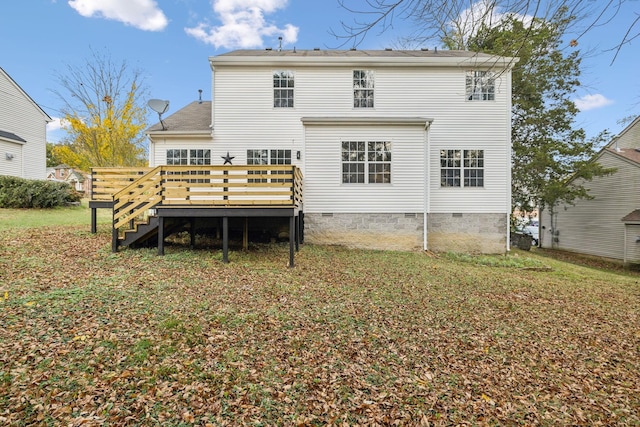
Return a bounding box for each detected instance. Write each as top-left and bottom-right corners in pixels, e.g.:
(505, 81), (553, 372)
(1, 0), (638, 145)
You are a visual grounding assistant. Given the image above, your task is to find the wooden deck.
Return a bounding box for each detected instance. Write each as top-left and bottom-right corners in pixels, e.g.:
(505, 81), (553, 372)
(90, 165), (303, 266)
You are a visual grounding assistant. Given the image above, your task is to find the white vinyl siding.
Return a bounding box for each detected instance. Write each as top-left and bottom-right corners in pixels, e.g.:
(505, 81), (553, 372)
(541, 152), (640, 260)
(208, 59), (511, 215)
(0, 140), (22, 177)
(304, 125), (425, 213)
(0, 70), (49, 179)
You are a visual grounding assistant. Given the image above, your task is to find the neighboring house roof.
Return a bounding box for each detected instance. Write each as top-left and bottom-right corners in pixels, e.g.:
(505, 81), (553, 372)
(211, 49), (518, 68)
(0, 129), (27, 143)
(0, 67), (52, 123)
(54, 163), (72, 169)
(607, 147), (640, 165)
(621, 209), (640, 223)
(146, 101), (211, 135)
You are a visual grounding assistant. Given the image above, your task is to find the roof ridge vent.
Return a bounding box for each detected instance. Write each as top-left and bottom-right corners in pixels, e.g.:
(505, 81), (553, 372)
(385, 48), (392, 51)
(313, 47), (320, 51)
(265, 47), (273, 51)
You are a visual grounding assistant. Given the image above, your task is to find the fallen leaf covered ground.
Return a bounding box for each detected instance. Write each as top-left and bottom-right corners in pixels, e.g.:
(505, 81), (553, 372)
(0, 225), (638, 426)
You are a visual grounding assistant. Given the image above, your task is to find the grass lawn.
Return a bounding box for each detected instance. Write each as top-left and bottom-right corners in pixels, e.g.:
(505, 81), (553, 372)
(0, 206), (638, 425)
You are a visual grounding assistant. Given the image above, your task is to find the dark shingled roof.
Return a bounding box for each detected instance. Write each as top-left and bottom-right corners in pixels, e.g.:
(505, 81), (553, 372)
(0, 129), (27, 143)
(216, 49), (496, 59)
(607, 147), (640, 164)
(146, 101), (211, 133)
(621, 209), (640, 223)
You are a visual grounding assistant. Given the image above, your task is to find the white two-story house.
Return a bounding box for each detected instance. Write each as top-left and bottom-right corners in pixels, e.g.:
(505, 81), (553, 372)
(147, 49), (516, 253)
(0, 67), (51, 179)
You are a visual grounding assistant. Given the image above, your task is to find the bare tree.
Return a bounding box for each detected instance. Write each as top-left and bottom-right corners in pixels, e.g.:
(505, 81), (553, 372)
(52, 49), (149, 169)
(333, 0), (637, 62)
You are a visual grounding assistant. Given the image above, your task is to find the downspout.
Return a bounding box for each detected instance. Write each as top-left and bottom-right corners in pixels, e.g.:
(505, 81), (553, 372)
(623, 224), (627, 265)
(424, 121), (432, 251)
(506, 67), (514, 252)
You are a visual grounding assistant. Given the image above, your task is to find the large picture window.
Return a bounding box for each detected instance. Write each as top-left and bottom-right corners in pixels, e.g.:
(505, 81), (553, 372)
(353, 70), (375, 108)
(466, 71), (495, 101)
(342, 141), (391, 184)
(440, 149), (484, 187)
(273, 70), (294, 108)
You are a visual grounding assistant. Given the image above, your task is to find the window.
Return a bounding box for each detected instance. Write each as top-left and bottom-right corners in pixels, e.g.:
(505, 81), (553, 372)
(466, 71), (495, 101)
(273, 70), (294, 108)
(440, 149), (484, 187)
(353, 70), (374, 108)
(189, 149), (210, 165)
(341, 141), (391, 184)
(166, 149), (211, 182)
(247, 149), (292, 182)
(166, 149), (188, 165)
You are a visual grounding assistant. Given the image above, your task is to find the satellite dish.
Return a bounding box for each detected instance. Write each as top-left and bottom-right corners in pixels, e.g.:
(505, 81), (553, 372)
(147, 99), (170, 130)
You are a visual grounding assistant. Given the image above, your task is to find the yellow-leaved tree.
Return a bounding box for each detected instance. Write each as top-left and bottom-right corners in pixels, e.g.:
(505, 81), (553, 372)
(52, 50), (148, 169)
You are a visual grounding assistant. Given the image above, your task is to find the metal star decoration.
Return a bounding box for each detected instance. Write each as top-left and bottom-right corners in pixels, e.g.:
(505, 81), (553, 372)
(221, 151), (234, 165)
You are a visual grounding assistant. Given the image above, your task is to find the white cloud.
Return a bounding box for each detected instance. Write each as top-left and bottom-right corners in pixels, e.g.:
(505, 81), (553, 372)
(185, 0), (298, 49)
(574, 94), (614, 111)
(68, 0), (168, 31)
(46, 117), (65, 132)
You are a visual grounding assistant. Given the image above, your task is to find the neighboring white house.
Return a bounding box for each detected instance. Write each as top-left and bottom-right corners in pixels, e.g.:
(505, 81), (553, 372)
(147, 49), (516, 253)
(0, 67), (51, 179)
(540, 116), (640, 265)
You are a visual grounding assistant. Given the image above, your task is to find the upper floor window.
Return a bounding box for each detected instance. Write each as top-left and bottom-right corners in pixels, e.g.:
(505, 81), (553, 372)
(353, 70), (375, 108)
(274, 70), (294, 108)
(440, 149), (484, 187)
(466, 71), (495, 101)
(342, 141), (391, 184)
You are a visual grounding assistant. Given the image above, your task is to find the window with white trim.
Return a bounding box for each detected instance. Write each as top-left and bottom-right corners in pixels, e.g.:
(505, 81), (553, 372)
(440, 149), (484, 187)
(166, 149), (211, 165)
(273, 71), (294, 108)
(166, 149), (188, 165)
(166, 149), (211, 182)
(342, 141), (391, 184)
(466, 71), (495, 101)
(247, 149), (292, 182)
(353, 70), (375, 108)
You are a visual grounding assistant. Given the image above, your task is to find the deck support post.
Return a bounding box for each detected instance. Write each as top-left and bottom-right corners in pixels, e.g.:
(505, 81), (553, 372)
(294, 215), (300, 252)
(222, 216), (229, 263)
(158, 216), (165, 255)
(190, 218), (196, 249)
(111, 225), (118, 253)
(243, 217), (249, 250)
(91, 208), (97, 234)
(289, 215), (295, 268)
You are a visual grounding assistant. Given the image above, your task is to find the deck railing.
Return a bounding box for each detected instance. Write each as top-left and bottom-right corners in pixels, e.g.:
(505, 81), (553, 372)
(90, 167), (153, 201)
(94, 165), (303, 235)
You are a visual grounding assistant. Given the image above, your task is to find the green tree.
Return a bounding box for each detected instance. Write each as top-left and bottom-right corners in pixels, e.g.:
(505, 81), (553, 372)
(53, 50), (148, 169)
(46, 142), (64, 167)
(463, 11), (614, 218)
